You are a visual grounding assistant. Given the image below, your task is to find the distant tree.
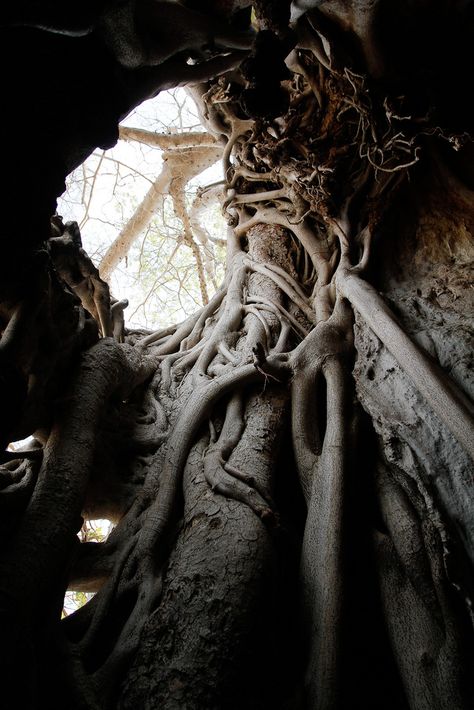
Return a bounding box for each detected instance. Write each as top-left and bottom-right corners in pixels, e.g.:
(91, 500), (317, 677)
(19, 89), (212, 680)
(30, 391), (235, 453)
(59, 92), (229, 329)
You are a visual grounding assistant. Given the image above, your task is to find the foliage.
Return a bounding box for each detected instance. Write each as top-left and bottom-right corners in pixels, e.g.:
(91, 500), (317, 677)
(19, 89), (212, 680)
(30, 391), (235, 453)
(58, 89), (227, 330)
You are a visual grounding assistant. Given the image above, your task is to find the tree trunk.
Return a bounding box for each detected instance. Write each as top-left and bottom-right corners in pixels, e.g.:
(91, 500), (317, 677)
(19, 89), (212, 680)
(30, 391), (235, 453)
(0, 3), (473, 710)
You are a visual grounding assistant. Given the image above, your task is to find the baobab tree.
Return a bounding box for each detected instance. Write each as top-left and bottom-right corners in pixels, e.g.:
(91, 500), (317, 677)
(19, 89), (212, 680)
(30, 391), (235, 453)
(0, 2), (473, 710)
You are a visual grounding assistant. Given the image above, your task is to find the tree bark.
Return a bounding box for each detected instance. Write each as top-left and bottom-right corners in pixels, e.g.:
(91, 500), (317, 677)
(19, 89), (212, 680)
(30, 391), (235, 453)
(0, 3), (473, 710)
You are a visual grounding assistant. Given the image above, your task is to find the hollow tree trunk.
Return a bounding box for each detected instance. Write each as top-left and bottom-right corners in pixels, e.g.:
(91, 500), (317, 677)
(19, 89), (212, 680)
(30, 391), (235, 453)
(0, 4), (473, 710)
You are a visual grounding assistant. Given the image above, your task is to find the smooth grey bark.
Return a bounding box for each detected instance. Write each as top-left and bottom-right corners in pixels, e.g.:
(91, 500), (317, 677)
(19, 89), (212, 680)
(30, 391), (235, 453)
(120, 391), (288, 709)
(0, 4), (473, 710)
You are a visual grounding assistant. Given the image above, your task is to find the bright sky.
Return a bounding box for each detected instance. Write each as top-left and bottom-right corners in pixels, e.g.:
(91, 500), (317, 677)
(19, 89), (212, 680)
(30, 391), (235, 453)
(58, 88), (226, 332)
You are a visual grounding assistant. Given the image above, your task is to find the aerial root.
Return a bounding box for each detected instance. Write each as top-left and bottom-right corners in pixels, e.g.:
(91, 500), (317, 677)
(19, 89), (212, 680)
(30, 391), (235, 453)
(245, 257), (316, 324)
(160, 345), (205, 389)
(376, 464), (444, 625)
(77, 536), (138, 654)
(181, 286), (227, 351)
(133, 363), (271, 566)
(336, 267), (474, 461)
(216, 340), (240, 365)
(252, 341), (290, 383)
(92, 569), (164, 705)
(273, 318), (292, 353)
(223, 460), (275, 507)
(299, 356), (349, 710)
(136, 323), (177, 348)
(246, 296), (308, 339)
(66, 527), (165, 704)
(291, 369), (322, 503)
(204, 449), (276, 524)
(222, 118), (255, 177)
(228, 167), (274, 187)
(244, 305), (271, 352)
(203, 392), (277, 524)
